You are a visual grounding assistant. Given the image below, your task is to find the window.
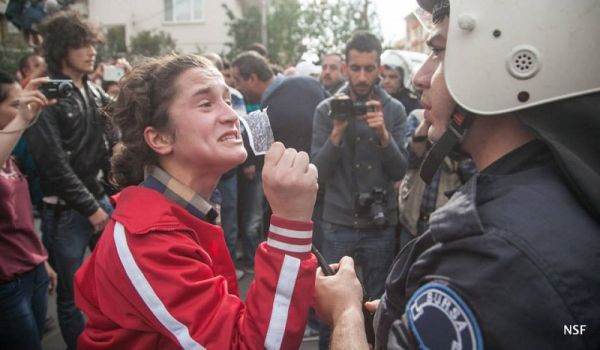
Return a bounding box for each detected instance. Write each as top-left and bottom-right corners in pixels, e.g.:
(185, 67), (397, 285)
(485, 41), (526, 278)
(164, 0), (204, 23)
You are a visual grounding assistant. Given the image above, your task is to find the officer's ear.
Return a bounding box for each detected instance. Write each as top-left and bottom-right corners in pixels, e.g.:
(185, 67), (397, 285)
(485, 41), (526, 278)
(144, 126), (174, 156)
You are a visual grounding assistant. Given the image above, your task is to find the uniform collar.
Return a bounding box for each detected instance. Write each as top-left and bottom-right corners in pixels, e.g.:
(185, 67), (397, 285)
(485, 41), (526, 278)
(481, 140), (550, 176)
(140, 166), (218, 224)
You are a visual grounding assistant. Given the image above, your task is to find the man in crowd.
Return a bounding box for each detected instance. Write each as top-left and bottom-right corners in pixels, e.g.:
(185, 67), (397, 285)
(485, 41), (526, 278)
(315, 0), (600, 349)
(24, 11), (113, 349)
(380, 50), (421, 115)
(397, 109), (476, 249)
(232, 51), (328, 154)
(18, 52), (46, 87)
(320, 53), (346, 95)
(311, 31), (407, 348)
(230, 51), (328, 272)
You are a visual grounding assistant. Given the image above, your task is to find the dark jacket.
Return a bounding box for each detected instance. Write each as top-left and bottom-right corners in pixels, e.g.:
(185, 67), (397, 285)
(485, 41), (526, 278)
(390, 89), (421, 116)
(374, 141), (600, 350)
(262, 75), (329, 154)
(25, 75), (112, 217)
(240, 75), (329, 171)
(311, 84), (407, 228)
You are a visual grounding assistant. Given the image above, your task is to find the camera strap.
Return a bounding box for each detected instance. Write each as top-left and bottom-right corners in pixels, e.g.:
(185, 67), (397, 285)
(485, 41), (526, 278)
(349, 117), (360, 211)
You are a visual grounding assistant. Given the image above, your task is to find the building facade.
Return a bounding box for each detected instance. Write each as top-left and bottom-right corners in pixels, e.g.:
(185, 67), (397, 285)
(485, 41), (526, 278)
(87, 0), (245, 54)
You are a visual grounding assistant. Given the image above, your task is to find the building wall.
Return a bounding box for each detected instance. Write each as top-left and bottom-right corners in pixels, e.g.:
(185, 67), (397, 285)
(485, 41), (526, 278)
(88, 0), (242, 54)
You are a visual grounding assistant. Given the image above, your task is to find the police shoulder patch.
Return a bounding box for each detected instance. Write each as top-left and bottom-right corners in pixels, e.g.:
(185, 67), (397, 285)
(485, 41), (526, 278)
(406, 282), (483, 350)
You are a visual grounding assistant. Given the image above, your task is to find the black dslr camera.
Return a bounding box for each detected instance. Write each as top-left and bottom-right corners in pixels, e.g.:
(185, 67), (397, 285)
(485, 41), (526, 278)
(355, 187), (388, 227)
(39, 79), (74, 99)
(329, 96), (374, 120)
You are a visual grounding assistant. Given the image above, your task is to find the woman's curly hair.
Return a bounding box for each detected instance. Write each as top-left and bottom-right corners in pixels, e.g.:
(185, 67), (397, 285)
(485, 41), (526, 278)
(39, 10), (103, 75)
(109, 54), (220, 188)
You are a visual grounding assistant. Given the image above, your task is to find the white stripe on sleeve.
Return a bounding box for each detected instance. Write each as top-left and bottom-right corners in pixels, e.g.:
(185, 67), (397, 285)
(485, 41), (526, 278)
(264, 254), (301, 350)
(269, 224), (313, 239)
(113, 222), (205, 350)
(267, 238), (312, 253)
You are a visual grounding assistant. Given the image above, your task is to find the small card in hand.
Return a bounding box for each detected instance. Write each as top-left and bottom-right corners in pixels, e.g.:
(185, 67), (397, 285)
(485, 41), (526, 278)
(239, 108), (274, 156)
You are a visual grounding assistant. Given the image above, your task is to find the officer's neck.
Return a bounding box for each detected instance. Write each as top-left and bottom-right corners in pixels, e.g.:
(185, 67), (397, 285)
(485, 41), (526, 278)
(463, 114), (536, 172)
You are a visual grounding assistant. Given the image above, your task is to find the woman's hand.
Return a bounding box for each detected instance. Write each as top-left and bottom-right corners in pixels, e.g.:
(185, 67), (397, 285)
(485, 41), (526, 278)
(17, 77), (56, 124)
(262, 142), (318, 222)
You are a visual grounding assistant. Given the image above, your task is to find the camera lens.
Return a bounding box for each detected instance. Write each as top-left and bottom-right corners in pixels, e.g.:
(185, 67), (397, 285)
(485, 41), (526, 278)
(353, 102), (367, 115)
(58, 81), (74, 97)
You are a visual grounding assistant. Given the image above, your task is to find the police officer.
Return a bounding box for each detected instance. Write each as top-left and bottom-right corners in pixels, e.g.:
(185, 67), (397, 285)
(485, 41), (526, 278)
(380, 50), (421, 115)
(313, 0), (600, 349)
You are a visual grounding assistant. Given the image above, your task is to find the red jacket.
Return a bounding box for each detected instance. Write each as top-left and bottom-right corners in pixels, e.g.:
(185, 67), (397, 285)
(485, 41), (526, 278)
(75, 186), (316, 349)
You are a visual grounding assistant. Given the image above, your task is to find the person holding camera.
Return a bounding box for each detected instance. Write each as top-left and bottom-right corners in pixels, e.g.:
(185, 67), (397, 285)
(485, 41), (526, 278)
(311, 30), (407, 344)
(315, 0), (600, 349)
(0, 72), (59, 350)
(23, 11), (113, 349)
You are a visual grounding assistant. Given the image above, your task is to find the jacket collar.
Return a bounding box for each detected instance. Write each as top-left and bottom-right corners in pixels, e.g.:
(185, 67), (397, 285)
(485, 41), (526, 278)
(426, 140), (553, 243)
(480, 140), (550, 176)
(140, 166), (218, 224)
(50, 71), (89, 84)
(261, 74), (285, 105)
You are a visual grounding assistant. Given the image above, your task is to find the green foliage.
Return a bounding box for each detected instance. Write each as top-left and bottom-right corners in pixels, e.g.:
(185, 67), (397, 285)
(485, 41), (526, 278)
(129, 30), (177, 57)
(302, 0), (383, 59)
(96, 25), (127, 62)
(222, 4), (262, 61)
(0, 30), (31, 75)
(265, 0), (306, 65)
(223, 0), (382, 66)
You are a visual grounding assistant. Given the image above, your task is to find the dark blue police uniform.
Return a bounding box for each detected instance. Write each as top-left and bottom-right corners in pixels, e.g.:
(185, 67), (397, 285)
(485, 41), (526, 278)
(374, 140), (600, 349)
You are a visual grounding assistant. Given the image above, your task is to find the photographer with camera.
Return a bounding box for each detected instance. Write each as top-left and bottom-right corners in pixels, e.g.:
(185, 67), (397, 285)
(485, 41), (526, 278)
(316, 1), (600, 349)
(23, 11), (113, 349)
(311, 30), (407, 348)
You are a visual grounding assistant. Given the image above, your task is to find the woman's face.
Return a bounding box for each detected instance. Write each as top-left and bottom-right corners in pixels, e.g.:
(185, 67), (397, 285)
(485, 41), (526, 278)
(0, 83), (22, 129)
(166, 67), (247, 174)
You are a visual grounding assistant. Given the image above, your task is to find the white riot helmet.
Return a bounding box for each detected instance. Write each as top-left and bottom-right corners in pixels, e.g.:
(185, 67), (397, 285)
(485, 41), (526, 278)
(417, 0), (600, 115)
(417, 0), (600, 217)
(380, 50), (413, 91)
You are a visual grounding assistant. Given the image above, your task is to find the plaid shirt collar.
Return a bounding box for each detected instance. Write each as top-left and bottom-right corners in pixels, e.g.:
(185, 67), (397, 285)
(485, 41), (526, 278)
(140, 165), (218, 224)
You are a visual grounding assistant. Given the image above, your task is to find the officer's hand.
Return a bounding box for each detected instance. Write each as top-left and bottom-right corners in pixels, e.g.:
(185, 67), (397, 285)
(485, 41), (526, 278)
(363, 100), (389, 146)
(88, 207), (109, 234)
(262, 142), (318, 222)
(315, 256), (364, 325)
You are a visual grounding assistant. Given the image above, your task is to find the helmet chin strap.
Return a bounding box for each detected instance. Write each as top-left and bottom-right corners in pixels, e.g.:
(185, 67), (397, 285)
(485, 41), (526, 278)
(419, 108), (475, 183)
